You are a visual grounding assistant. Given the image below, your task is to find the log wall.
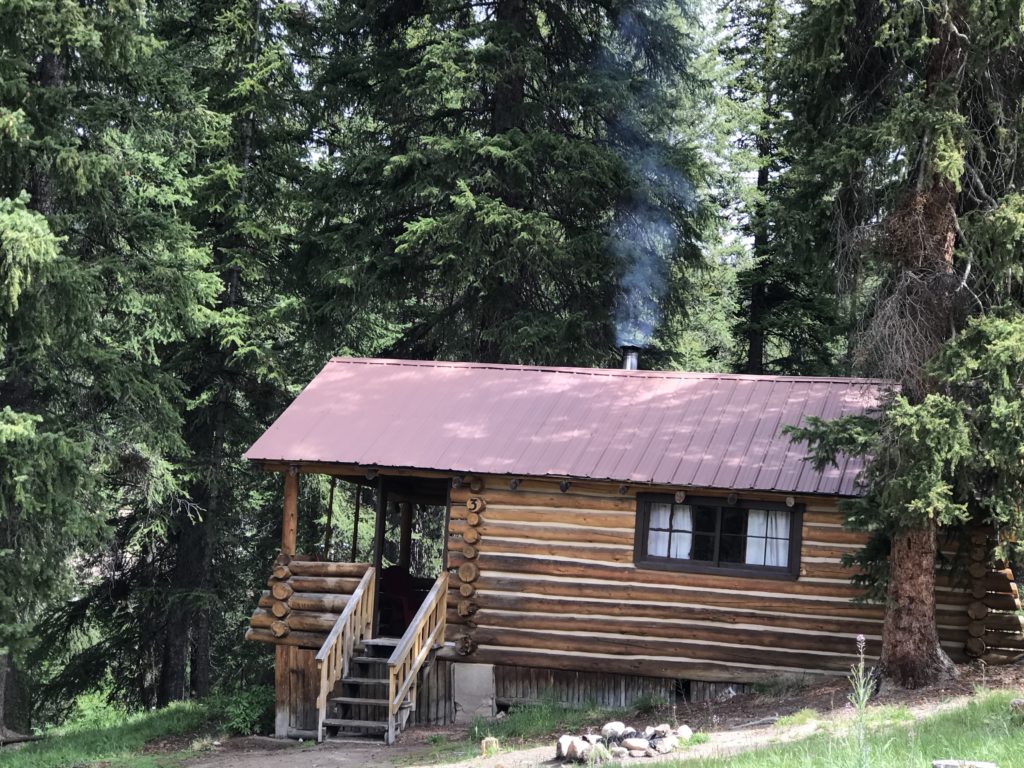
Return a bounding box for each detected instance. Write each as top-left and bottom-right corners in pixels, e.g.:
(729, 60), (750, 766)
(444, 476), (996, 683)
(494, 665), (674, 709)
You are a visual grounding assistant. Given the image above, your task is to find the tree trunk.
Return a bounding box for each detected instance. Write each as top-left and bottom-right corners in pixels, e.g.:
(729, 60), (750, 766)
(880, 521), (956, 687)
(491, 0), (527, 136)
(743, 139), (771, 375)
(190, 608), (211, 698)
(0, 654), (29, 739)
(158, 508), (211, 705)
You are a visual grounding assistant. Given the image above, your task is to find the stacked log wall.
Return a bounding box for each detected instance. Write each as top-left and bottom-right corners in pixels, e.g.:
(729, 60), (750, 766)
(245, 558), (369, 649)
(445, 476), (985, 683)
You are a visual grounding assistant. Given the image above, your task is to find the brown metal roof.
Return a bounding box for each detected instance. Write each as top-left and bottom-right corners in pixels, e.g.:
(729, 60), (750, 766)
(244, 358), (887, 496)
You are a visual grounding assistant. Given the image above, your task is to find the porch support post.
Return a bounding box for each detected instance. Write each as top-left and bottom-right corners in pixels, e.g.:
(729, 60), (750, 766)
(282, 468), (298, 556)
(372, 477), (387, 636)
(398, 502), (413, 569)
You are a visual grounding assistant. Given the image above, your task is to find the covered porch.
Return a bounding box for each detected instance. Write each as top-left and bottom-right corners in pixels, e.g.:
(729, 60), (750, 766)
(244, 464), (455, 743)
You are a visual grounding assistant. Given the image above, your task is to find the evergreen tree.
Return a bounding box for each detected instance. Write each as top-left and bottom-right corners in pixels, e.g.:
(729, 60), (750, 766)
(304, 0), (709, 366)
(780, 0), (1024, 685)
(30, 0), (321, 709)
(0, 0), (218, 724)
(716, 0), (843, 375)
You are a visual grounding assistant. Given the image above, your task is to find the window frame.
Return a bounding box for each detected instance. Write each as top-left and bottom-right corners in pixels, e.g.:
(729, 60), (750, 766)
(633, 493), (803, 580)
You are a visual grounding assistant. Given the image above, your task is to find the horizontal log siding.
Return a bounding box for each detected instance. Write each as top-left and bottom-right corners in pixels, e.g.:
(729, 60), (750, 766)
(444, 478), (971, 683)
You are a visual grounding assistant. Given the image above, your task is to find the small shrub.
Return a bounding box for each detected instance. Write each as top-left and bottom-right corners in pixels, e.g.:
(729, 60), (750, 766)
(775, 708), (819, 728)
(752, 675), (812, 699)
(632, 693), (670, 715)
(213, 685), (274, 736)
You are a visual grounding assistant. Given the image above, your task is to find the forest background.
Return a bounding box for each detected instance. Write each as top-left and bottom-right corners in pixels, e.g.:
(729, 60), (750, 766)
(2, 0), (1024, 731)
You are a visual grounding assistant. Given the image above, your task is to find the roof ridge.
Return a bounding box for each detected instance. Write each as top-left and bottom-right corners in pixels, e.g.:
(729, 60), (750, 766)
(327, 356), (893, 387)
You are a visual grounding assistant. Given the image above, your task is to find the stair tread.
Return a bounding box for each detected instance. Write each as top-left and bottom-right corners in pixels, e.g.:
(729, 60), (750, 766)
(341, 676), (387, 684)
(329, 695), (388, 705)
(360, 637), (401, 646)
(352, 656), (388, 664)
(323, 718), (389, 730)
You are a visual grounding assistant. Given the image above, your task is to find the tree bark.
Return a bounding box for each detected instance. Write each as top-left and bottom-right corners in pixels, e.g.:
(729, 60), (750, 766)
(880, 521), (955, 686)
(0, 654), (29, 740)
(158, 508), (211, 705)
(743, 138), (772, 375)
(869, 5), (964, 688)
(491, 0), (527, 135)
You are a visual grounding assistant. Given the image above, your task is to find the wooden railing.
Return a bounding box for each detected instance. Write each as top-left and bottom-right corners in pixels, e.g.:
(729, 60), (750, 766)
(385, 571), (448, 744)
(315, 566), (375, 742)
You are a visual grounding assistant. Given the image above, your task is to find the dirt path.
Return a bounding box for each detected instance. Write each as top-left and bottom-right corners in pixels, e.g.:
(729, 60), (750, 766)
(182, 662), (1024, 768)
(182, 736), (411, 768)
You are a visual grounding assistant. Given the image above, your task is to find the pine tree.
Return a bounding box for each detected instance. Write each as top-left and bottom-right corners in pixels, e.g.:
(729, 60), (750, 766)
(716, 0), (843, 375)
(0, 0), (218, 723)
(304, 0), (709, 366)
(780, 0), (1024, 685)
(26, 0), (322, 709)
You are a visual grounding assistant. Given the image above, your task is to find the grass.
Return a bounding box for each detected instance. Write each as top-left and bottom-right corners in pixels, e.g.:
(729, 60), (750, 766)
(0, 687), (275, 768)
(774, 708), (820, 728)
(662, 689), (1024, 768)
(408, 697), (625, 764)
(406, 695), (713, 765)
(0, 695), (217, 768)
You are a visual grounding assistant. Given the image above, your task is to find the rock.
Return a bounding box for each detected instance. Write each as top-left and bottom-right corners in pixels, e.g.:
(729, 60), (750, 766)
(628, 750), (647, 758)
(621, 726), (637, 738)
(622, 737), (650, 751)
(556, 735), (574, 759)
(1010, 699), (1024, 713)
(931, 762), (998, 768)
(644, 747), (658, 757)
(495, 710), (507, 720)
(583, 734), (603, 746)
(676, 724), (693, 742)
(480, 736), (499, 756)
(653, 723), (672, 737)
(610, 746), (629, 758)
(601, 721), (626, 740)
(654, 735), (678, 753)
(565, 737), (591, 762)
(643, 726), (656, 740)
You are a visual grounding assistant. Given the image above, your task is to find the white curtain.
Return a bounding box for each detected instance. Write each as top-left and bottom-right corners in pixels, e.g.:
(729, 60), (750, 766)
(647, 502), (671, 557)
(745, 509), (790, 567)
(669, 505), (693, 559)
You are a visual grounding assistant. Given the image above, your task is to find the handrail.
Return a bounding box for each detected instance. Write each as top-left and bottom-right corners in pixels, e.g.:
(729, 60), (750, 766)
(385, 571), (448, 744)
(314, 566), (375, 743)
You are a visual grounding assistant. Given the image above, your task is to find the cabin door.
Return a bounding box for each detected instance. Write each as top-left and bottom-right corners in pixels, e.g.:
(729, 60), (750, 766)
(373, 477), (450, 637)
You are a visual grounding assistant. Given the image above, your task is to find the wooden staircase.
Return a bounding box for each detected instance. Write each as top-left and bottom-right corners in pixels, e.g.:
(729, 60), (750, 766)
(315, 571), (449, 744)
(322, 638), (409, 740)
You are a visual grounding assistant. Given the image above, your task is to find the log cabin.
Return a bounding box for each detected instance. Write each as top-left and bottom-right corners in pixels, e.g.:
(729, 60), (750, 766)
(242, 356), (1023, 743)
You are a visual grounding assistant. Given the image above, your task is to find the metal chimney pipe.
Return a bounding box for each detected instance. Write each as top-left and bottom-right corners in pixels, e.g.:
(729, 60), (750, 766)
(622, 347), (639, 371)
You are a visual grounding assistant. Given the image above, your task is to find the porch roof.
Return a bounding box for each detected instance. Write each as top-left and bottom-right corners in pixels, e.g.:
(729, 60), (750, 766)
(244, 358), (888, 497)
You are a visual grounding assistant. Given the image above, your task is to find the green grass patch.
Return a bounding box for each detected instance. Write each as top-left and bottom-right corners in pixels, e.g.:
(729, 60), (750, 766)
(405, 695), (710, 765)
(661, 690), (1024, 767)
(0, 694), (215, 768)
(0, 686), (275, 768)
(774, 708), (819, 728)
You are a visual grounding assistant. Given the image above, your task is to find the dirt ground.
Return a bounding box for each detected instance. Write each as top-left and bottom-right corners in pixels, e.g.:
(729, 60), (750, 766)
(180, 661), (1024, 768)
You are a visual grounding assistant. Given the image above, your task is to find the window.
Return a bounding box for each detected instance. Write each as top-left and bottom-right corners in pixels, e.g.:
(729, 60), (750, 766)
(634, 495), (801, 579)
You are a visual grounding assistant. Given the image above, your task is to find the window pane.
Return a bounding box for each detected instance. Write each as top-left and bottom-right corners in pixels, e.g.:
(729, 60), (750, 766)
(745, 509), (791, 568)
(649, 502), (671, 529)
(671, 505), (693, 532)
(719, 534), (746, 563)
(693, 506), (717, 533)
(721, 507), (747, 536)
(691, 533), (715, 562)
(648, 527), (669, 557)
